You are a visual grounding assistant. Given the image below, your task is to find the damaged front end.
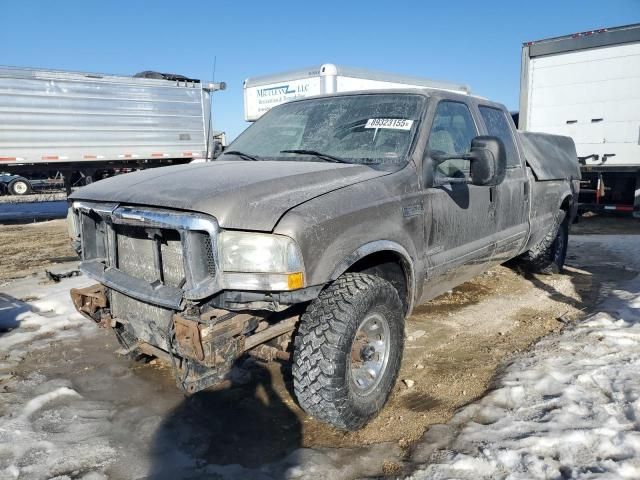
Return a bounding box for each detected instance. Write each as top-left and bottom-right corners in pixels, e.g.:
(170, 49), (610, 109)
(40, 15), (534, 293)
(70, 284), (110, 327)
(68, 202), (299, 393)
(72, 286), (295, 393)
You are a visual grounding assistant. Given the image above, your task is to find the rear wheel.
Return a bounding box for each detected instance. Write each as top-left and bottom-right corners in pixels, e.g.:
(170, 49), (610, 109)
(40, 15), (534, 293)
(293, 273), (404, 430)
(517, 209), (569, 274)
(8, 177), (32, 196)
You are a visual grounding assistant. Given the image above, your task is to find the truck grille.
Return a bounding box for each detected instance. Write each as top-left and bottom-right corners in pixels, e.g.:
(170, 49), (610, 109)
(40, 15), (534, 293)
(203, 235), (216, 276)
(75, 202), (221, 303)
(115, 225), (185, 288)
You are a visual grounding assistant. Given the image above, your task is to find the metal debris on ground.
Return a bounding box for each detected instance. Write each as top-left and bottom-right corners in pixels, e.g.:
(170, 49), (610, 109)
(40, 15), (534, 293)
(46, 269), (81, 283)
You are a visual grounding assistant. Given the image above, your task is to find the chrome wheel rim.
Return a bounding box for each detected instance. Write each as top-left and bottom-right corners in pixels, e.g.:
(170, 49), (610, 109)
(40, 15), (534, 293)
(349, 311), (391, 395)
(13, 181), (28, 195)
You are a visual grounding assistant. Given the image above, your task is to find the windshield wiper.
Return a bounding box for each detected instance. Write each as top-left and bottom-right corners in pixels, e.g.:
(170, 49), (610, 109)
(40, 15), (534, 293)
(223, 150), (261, 161)
(279, 149), (353, 164)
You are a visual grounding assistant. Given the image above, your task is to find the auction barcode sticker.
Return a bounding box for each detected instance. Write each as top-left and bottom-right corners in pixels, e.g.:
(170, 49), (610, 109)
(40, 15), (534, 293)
(364, 118), (414, 130)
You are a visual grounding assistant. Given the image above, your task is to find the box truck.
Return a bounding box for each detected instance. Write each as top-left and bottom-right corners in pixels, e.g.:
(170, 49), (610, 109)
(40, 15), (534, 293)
(519, 23), (640, 217)
(243, 63), (470, 121)
(0, 66), (225, 194)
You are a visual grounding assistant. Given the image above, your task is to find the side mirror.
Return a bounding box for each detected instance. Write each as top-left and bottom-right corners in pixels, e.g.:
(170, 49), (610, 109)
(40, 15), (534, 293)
(468, 136), (506, 186)
(430, 135), (506, 186)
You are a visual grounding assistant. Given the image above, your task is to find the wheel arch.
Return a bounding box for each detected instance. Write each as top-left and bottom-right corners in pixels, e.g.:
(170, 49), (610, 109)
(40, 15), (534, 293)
(559, 193), (573, 212)
(329, 240), (416, 316)
(559, 192), (579, 224)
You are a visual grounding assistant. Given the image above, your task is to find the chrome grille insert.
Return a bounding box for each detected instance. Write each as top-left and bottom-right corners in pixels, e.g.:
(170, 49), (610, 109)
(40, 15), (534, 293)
(74, 201), (221, 302)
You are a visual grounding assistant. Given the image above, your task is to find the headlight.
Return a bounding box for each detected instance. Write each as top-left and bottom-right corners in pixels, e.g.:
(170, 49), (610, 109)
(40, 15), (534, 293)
(218, 231), (305, 291)
(67, 206), (80, 239)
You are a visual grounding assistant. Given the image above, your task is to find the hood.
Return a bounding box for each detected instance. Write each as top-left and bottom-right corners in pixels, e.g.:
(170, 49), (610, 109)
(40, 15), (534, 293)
(70, 160), (390, 231)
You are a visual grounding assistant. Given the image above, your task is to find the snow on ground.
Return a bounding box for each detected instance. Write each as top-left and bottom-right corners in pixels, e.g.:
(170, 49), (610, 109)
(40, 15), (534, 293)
(410, 236), (640, 479)
(2, 236), (640, 479)
(0, 270), (93, 372)
(0, 272), (402, 480)
(0, 272), (118, 480)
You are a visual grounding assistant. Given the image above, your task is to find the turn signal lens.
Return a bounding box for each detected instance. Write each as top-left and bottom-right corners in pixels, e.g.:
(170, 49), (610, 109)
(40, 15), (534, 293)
(287, 272), (304, 290)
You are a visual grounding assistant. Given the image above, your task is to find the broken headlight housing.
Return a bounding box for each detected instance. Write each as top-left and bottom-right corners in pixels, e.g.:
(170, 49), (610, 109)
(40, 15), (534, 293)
(218, 231), (305, 291)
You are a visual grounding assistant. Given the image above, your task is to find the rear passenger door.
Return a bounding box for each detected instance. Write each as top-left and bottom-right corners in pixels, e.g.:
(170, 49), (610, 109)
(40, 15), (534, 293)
(477, 105), (529, 262)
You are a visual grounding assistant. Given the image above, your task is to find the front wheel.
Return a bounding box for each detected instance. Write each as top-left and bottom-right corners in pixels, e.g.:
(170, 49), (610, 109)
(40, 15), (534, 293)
(293, 273), (404, 430)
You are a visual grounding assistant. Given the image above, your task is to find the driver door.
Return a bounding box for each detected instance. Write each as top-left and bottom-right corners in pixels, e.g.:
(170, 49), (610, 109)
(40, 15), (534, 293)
(421, 100), (498, 302)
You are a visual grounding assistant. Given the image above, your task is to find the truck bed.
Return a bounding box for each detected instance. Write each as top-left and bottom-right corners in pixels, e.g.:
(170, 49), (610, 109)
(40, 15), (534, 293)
(519, 131), (581, 181)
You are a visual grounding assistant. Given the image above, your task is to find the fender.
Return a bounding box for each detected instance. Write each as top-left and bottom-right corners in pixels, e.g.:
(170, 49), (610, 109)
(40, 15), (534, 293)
(558, 190), (577, 220)
(329, 240), (417, 315)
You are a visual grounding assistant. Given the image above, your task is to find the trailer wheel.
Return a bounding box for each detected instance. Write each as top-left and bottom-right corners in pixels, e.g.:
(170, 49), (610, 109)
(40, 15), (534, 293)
(517, 209), (569, 274)
(293, 273), (404, 431)
(8, 177), (32, 196)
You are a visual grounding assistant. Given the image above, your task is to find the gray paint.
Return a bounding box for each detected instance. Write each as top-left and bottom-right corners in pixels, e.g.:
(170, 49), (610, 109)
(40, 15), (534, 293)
(71, 89), (578, 318)
(520, 132), (581, 181)
(70, 160), (391, 231)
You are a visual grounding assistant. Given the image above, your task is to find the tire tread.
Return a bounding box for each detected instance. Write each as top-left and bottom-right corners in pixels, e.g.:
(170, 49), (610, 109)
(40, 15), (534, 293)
(518, 209), (568, 274)
(293, 273), (403, 430)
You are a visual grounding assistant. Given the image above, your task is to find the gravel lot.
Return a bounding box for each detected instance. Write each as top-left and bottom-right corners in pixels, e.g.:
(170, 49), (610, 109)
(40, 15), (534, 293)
(0, 220), (77, 283)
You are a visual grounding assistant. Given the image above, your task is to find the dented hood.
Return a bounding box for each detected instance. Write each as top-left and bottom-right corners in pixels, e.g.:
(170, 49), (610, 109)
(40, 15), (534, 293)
(70, 160), (389, 231)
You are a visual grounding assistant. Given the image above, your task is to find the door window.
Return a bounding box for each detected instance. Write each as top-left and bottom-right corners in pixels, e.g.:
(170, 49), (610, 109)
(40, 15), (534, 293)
(427, 101), (478, 179)
(478, 106), (520, 167)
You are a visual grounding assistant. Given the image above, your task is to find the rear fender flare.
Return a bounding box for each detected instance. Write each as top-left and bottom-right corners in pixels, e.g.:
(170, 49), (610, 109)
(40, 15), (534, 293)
(558, 191), (577, 220)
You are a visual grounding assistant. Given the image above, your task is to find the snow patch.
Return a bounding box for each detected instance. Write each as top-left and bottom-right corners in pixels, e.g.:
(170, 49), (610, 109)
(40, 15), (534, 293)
(0, 274), (94, 371)
(410, 273), (640, 479)
(0, 380), (117, 480)
(1, 274), (116, 479)
(19, 387), (82, 420)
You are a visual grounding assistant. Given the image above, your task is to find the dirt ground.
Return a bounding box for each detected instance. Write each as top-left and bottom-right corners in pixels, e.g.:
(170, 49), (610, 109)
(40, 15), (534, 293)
(290, 230), (639, 452)
(0, 219), (77, 283)
(1, 215), (639, 475)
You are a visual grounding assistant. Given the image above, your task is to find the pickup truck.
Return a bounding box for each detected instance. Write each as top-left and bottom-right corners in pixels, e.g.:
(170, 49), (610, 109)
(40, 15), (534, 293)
(68, 88), (580, 431)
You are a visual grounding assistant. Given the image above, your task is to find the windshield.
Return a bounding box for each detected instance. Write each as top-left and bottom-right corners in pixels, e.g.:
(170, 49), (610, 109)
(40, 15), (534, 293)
(223, 94), (426, 167)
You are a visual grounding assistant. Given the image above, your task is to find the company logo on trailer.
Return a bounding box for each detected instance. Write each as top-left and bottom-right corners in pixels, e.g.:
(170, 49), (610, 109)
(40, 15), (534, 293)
(256, 84), (308, 97)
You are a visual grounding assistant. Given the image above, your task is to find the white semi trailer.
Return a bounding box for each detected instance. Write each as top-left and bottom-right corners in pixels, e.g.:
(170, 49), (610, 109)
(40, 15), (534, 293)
(243, 63), (470, 121)
(0, 66), (225, 195)
(519, 23), (640, 217)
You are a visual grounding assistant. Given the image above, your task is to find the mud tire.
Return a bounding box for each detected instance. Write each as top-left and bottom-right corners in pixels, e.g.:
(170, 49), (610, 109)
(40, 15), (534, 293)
(292, 273), (404, 431)
(517, 209), (569, 274)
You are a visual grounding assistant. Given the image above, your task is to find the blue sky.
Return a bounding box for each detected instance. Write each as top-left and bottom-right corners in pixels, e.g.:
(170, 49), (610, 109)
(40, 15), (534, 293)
(1, 0), (638, 140)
